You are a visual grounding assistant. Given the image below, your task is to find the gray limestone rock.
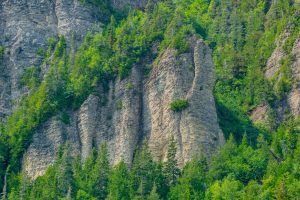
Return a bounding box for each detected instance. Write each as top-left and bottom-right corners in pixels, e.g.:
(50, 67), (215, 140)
(252, 31), (300, 126)
(0, 0), (224, 181)
(0, 0), (99, 122)
(23, 39), (225, 179)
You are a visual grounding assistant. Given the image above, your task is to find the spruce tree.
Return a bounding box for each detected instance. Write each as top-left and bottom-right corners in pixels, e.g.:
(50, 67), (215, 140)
(163, 135), (180, 187)
(130, 141), (156, 197)
(56, 144), (75, 196)
(148, 184), (160, 200)
(91, 142), (110, 200)
(107, 160), (131, 200)
(169, 156), (208, 200)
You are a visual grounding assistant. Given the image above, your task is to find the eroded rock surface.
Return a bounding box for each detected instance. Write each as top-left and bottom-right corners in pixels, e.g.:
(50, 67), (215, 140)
(0, 0), (99, 122)
(23, 39), (224, 179)
(265, 30), (290, 79)
(23, 116), (65, 179)
(144, 40), (224, 166)
(252, 31), (300, 126)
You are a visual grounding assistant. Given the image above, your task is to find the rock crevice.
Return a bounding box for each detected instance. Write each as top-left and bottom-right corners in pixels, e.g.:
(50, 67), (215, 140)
(23, 39), (225, 178)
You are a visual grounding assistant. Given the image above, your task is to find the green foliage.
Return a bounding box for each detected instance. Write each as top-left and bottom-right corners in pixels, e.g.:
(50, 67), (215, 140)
(169, 156), (207, 200)
(163, 136), (180, 186)
(60, 112), (70, 125)
(215, 100), (260, 142)
(170, 99), (189, 112)
(148, 184), (161, 200)
(130, 141), (156, 198)
(205, 176), (245, 200)
(272, 56), (294, 100)
(79, 0), (114, 22)
(19, 66), (41, 90)
(107, 161), (131, 200)
(0, 134), (8, 192)
(16, 145), (75, 200)
(116, 100), (123, 110)
(6, 36), (69, 171)
(6, 121), (300, 199)
(47, 37), (57, 53)
(74, 143), (110, 200)
(1, 1), (300, 199)
(209, 135), (269, 184)
(1, 2), (208, 177)
(76, 189), (97, 200)
(0, 45), (4, 59)
(36, 47), (46, 57)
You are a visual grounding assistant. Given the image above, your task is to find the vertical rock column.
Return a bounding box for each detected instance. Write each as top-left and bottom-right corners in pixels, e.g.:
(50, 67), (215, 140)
(144, 39), (224, 166)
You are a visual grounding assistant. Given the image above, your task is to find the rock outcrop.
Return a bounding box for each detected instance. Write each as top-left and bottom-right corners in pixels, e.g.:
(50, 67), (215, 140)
(144, 40), (224, 166)
(0, 0), (224, 180)
(288, 38), (300, 116)
(251, 31), (300, 126)
(23, 39), (224, 179)
(0, 0), (99, 122)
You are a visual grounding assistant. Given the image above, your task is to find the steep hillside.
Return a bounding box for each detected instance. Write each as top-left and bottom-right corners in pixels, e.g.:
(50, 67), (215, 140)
(0, 0), (299, 199)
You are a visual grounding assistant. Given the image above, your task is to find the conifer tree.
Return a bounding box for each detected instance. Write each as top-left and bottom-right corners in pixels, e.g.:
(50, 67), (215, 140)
(169, 156), (208, 200)
(148, 184), (160, 200)
(107, 160), (131, 200)
(130, 141), (156, 197)
(91, 142), (110, 200)
(56, 144), (75, 196)
(163, 135), (180, 187)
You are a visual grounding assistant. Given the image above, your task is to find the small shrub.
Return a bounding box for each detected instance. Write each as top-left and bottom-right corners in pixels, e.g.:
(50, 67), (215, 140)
(19, 66), (41, 90)
(0, 46), (4, 58)
(125, 82), (133, 90)
(61, 112), (70, 125)
(116, 100), (123, 110)
(37, 47), (46, 57)
(170, 99), (189, 112)
(47, 37), (57, 51)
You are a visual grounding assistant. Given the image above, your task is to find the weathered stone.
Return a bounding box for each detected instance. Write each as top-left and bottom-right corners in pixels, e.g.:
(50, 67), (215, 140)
(265, 30), (290, 79)
(23, 117), (64, 180)
(23, 39), (224, 179)
(287, 38), (300, 116)
(250, 103), (270, 124)
(3, 0), (224, 180)
(78, 95), (100, 161)
(0, 0), (99, 121)
(253, 33), (300, 126)
(144, 40), (224, 166)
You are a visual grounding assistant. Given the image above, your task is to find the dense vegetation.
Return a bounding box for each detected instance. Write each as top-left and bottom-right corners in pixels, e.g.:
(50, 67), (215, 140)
(5, 131), (300, 199)
(0, 0), (299, 199)
(170, 99), (189, 112)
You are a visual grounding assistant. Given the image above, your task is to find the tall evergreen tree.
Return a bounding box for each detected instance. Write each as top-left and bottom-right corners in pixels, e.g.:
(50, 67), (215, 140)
(130, 141), (156, 198)
(90, 143), (110, 200)
(169, 156), (208, 200)
(107, 161), (131, 200)
(147, 184), (160, 200)
(163, 136), (180, 187)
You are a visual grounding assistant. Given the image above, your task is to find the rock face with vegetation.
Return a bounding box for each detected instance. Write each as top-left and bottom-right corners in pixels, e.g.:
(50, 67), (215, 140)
(144, 39), (224, 166)
(0, 0), (98, 121)
(23, 37), (224, 178)
(251, 30), (300, 126)
(1, 0), (300, 199)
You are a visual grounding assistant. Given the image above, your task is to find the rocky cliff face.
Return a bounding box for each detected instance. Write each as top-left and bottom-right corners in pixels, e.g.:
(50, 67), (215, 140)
(0, 0), (224, 180)
(23, 39), (224, 179)
(251, 31), (300, 126)
(0, 0), (100, 121)
(144, 40), (224, 166)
